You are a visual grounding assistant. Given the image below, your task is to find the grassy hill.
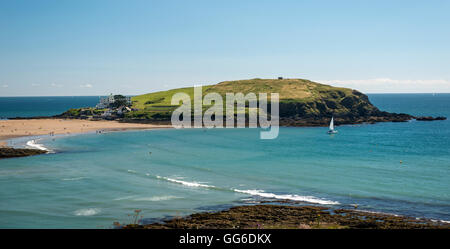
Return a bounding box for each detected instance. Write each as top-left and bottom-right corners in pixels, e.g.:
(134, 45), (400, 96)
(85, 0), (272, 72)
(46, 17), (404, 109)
(57, 78), (412, 126)
(126, 78), (381, 122)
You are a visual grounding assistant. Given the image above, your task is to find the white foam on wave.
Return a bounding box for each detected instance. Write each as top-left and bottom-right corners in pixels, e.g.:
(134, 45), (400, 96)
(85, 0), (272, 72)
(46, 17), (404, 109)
(156, 175), (215, 188)
(430, 219), (450, 224)
(74, 208), (101, 216)
(133, 195), (179, 201)
(62, 177), (86, 181)
(114, 195), (136, 201)
(354, 209), (400, 217)
(26, 139), (51, 152)
(127, 170), (137, 173)
(233, 189), (340, 205)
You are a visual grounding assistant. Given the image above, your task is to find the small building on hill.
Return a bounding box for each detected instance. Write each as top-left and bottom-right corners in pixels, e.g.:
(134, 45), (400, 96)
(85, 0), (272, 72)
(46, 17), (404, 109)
(96, 94), (131, 109)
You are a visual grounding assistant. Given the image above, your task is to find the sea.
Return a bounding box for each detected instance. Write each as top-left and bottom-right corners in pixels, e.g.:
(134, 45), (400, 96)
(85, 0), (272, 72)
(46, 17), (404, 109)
(0, 94), (449, 228)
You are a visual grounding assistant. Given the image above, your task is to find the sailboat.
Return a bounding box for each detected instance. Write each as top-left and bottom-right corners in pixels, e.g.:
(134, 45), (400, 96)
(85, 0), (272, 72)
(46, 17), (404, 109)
(327, 117), (338, 134)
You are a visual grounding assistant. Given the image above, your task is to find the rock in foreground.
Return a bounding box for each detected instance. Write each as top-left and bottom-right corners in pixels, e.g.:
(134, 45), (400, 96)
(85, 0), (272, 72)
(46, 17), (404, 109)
(123, 204), (450, 229)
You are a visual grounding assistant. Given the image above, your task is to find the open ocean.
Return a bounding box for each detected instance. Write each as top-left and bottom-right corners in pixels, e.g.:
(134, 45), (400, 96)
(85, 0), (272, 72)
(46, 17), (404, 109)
(0, 94), (449, 228)
(0, 96), (101, 119)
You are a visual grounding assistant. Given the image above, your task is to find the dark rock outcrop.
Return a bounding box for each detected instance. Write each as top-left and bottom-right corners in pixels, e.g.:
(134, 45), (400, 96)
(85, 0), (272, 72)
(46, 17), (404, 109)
(122, 204), (450, 229)
(0, 147), (47, 159)
(415, 116), (447, 121)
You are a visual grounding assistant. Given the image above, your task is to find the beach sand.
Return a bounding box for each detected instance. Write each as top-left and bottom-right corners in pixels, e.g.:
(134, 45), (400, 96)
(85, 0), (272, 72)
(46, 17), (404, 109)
(0, 119), (171, 146)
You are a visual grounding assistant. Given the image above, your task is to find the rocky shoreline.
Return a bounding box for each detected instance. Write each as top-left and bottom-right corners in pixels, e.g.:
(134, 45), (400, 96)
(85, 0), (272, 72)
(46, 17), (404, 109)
(123, 204), (450, 229)
(0, 147), (47, 159)
(59, 111), (446, 127)
(279, 112), (414, 127)
(415, 116), (447, 121)
(7, 113), (447, 128)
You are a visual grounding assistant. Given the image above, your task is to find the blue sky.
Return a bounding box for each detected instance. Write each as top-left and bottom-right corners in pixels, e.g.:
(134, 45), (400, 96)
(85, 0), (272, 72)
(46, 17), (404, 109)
(0, 0), (449, 96)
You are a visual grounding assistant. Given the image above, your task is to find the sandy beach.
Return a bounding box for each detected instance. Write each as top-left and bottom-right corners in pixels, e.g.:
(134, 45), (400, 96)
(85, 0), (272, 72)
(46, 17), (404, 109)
(0, 119), (171, 147)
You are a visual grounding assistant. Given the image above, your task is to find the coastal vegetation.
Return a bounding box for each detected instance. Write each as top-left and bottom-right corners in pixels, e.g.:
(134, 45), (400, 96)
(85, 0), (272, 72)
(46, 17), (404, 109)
(110, 95), (130, 108)
(61, 108), (105, 118)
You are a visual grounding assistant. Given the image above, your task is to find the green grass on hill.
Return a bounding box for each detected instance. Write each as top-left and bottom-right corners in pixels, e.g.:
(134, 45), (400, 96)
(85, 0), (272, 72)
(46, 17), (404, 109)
(127, 78), (376, 120)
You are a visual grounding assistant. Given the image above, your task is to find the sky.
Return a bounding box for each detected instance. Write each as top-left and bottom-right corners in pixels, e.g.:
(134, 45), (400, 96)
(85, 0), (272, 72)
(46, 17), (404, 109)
(0, 0), (449, 96)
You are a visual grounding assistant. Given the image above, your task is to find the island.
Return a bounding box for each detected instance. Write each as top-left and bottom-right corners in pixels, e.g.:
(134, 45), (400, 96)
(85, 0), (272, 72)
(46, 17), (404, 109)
(3, 78), (446, 158)
(56, 78), (428, 126)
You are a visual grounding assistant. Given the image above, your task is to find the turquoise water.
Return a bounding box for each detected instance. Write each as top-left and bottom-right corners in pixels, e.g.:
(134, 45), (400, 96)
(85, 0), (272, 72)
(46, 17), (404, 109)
(0, 94), (449, 228)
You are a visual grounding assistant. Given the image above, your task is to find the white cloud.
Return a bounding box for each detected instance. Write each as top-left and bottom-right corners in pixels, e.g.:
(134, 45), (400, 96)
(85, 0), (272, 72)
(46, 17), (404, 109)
(80, 83), (93, 88)
(31, 83), (40, 87)
(1, 84), (8, 88)
(51, 83), (63, 88)
(315, 78), (450, 93)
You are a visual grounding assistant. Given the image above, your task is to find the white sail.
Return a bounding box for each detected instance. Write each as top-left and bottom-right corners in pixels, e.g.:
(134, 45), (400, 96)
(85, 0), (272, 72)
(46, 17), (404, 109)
(329, 117), (334, 131)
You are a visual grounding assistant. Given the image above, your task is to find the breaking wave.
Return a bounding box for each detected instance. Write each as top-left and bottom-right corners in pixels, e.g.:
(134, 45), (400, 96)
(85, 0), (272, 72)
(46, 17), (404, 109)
(155, 175), (215, 189)
(152, 174), (339, 205)
(62, 177), (86, 181)
(26, 139), (51, 152)
(113, 195), (136, 201)
(233, 189), (340, 205)
(133, 196), (179, 201)
(74, 208), (101, 216)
